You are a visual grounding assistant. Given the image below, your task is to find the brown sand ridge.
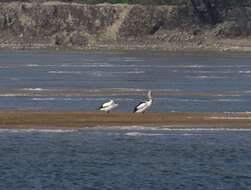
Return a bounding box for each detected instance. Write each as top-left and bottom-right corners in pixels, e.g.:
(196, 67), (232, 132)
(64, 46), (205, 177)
(0, 112), (251, 129)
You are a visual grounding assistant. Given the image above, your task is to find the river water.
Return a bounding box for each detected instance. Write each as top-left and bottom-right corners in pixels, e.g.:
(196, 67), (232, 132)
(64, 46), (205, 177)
(0, 51), (251, 112)
(0, 128), (251, 190)
(1, 51), (251, 190)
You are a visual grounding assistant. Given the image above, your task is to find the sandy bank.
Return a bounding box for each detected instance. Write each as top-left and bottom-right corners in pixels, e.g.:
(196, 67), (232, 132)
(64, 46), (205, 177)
(1, 112), (251, 129)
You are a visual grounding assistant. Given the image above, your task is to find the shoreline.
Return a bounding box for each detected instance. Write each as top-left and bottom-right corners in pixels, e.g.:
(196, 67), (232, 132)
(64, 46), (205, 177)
(1, 44), (251, 54)
(1, 112), (251, 129)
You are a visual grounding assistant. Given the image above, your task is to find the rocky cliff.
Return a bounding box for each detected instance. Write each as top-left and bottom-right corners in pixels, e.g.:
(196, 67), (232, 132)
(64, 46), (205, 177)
(0, 1), (251, 51)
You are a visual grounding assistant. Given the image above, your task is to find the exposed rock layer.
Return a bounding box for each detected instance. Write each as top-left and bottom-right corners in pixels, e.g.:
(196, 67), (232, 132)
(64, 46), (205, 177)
(0, 1), (251, 51)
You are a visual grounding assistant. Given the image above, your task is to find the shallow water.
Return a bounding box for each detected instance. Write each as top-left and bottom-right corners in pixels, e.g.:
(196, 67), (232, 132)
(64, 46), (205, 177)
(0, 127), (251, 190)
(1, 51), (251, 189)
(0, 51), (251, 112)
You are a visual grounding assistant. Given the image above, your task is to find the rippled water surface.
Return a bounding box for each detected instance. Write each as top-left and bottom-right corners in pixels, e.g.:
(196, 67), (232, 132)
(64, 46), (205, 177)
(0, 51), (251, 112)
(1, 51), (251, 189)
(0, 128), (251, 190)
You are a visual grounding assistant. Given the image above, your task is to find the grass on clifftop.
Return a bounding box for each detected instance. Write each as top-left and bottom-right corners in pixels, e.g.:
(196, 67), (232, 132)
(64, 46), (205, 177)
(78, 0), (186, 5)
(76, 0), (251, 6)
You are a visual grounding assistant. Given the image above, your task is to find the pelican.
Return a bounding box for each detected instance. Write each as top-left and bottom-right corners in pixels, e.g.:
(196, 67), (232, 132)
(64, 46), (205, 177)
(98, 99), (118, 113)
(133, 91), (153, 113)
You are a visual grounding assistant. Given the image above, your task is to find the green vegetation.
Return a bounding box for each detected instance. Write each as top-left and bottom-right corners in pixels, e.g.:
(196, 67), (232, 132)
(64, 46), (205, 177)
(76, 0), (251, 6)
(77, 0), (187, 5)
(190, 0), (251, 24)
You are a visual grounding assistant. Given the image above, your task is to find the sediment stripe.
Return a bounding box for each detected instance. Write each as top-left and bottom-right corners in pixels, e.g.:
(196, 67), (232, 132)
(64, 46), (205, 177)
(0, 112), (251, 128)
(0, 90), (243, 97)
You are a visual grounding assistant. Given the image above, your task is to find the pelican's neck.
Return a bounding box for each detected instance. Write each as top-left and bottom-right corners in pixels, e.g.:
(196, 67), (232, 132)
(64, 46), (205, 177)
(148, 91), (152, 101)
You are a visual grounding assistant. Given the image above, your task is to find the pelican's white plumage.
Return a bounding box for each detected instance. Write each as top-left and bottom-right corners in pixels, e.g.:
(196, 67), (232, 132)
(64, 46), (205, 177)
(133, 91), (153, 113)
(102, 100), (114, 108)
(98, 100), (118, 112)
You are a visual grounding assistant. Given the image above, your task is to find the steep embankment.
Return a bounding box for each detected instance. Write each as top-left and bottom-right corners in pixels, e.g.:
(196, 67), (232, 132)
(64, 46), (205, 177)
(0, 1), (251, 51)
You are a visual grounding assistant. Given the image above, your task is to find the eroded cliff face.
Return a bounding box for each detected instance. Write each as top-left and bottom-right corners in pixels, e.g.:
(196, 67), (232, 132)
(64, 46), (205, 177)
(0, 2), (250, 51)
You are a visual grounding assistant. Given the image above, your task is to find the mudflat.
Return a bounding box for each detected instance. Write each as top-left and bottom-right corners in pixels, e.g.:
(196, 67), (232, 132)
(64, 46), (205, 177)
(0, 112), (251, 129)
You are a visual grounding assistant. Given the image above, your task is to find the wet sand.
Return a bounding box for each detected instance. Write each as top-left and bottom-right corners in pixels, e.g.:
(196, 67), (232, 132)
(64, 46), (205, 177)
(0, 112), (251, 129)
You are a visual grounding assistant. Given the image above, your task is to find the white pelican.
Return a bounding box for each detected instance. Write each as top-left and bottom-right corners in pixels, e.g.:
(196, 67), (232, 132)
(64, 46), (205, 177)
(98, 99), (118, 113)
(133, 91), (153, 113)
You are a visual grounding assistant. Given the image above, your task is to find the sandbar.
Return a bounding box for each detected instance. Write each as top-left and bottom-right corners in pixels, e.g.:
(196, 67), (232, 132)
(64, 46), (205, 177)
(0, 112), (251, 129)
